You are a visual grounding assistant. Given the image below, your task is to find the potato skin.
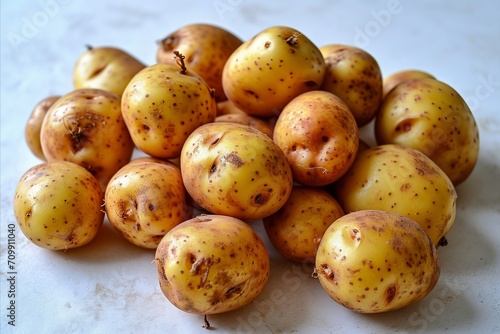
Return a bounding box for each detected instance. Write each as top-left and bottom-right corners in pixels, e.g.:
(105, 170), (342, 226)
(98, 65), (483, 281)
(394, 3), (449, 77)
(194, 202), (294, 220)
(263, 186), (344, 263)
(181, 122), (293, 221)
(375, 78), (479, 185)
(104, 157), (193, 249)
(121, 63), (217, 159)
(273, 90), (359, 186)
(215, 113), (273, 138)
(73, 46), (146, 97)
(334, 144), (457, 246)
(320, 44), (383, 127)
(382, 69), (435, 98)
(157, 23), (243, 102)
(222, 25), (326, 117)
(40, 88), (134, 191)
(25, 95), (60, 161)
(13, 161), (104, 250)
(154, 214), (270, 315)
(315, 210), (440, 313)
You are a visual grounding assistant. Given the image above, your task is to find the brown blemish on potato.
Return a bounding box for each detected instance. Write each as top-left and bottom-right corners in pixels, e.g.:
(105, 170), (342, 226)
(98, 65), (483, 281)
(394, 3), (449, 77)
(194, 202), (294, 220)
(224, 152), (243, 167)
(385, 283), (397, 305)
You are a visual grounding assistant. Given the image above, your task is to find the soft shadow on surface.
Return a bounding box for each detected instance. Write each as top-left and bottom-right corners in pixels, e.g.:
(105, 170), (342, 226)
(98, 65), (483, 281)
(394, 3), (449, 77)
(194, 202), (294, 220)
(50, 220), (155, 264)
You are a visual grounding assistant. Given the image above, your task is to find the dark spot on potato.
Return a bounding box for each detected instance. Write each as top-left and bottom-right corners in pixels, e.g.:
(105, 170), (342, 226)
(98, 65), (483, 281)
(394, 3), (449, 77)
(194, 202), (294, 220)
(225, 153), (243, 167)
(385, 284), (397, 305)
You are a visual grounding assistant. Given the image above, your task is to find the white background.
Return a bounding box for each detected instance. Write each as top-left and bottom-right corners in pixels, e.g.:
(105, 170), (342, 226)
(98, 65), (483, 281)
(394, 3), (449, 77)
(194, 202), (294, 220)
(1, 0), (499, 333)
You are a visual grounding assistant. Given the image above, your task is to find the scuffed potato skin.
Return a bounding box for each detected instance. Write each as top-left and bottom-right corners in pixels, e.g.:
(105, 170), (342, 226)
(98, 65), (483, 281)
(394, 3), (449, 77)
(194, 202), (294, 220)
(181, 122), (293, 221)
(263, 186), (344, 263)
(273, 90), (359, 186)
(13, 161), (104, 250)
(154, 214), (270, 315)
(25, 95), (61, 161)
(157, 23), (243, 102)
(316, 210), (440, 313)
(40, 88), (135, 191)
(320, 44), (383, 127)
(105, 157), (193, 249)
(375, 78), (479, 185)
(334, 144), (457, 246)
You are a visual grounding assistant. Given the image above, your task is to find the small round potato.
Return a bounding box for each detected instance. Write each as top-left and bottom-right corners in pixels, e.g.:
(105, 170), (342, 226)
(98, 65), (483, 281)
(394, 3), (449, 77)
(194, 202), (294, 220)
(320, 44), (383, 127)
(40, 88), (135, 191)
(181, 122), (293, 221)
(13, 161), (104, 250)
(315, 210), (440, 313)
(273, 90), (359, 186)
(334, 144), (457, 246)
(382, 69), (435, 98)
(263, 186), (344, 263)
(154, 214), (270, 315)
(375, 77), (479, 185)
(157, 23), (243, 102)
(215, 113), (273, 138)
(105, 157), (193, 249)
(25, 95), (60, 161)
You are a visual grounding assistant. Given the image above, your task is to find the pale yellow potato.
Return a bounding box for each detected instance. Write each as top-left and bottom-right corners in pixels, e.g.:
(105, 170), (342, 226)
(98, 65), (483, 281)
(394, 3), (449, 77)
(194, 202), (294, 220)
(154, 214), (270, 315)
(73, 46), (146, 97)
(40, 88), (134, 191)
(216, 99), (247, 116)
(382, 69), (435, 98)
(25, 95), (60, 161)
(320, 44), (383, 127)
(105, 157), (193, 249)
(157, 23), (243, 102)
(180, 122), (293, 221)
(13, 161), (104, 250)
(222, 25), (326, 117)
(375, 77), (479, 185)
(316, 210), (440, 313)
(121, 62), (217, 159)
(334, 144), (457, 247)
(263, 186), (344, 263)
(273, 90), (359, 186)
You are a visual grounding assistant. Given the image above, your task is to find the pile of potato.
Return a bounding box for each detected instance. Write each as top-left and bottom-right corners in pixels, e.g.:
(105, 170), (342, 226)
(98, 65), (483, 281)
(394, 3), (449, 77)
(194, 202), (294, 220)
(13, 22), (479, 326)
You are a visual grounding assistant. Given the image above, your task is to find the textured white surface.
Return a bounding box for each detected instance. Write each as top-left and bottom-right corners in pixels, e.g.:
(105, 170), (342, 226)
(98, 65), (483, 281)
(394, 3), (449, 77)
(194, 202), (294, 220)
(1, 0), (500, 333)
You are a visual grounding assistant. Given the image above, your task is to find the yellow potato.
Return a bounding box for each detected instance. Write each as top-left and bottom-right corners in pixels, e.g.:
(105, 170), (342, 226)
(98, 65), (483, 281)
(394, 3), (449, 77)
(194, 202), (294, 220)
(73, 46), (146, 97)
(180, 122), (293, 221)
(263, 186), (344, 263)
(320, 44), (383, 127)
(25, 95), (60, 161)
(154, 214), (270, 315)
(375, 77), (479, 185)
(157, 23), (243, 102)
(13, 161), (104, 250)
(382, 69), (435, 98)
(222, 25), (326, 117)
(273, 90), (359, 186)
(215, 113), (273, 138)
(121, 62), (217, 159)
(334, 144), (457, 246)
(40, 88), (134, 191)
(104, 157), (193, 249)
(315, 210), (440, 313)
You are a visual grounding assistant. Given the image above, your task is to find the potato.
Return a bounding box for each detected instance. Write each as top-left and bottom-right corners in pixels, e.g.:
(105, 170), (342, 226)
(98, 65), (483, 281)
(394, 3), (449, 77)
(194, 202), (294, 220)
(222, 25), (326, 117)
(320, 44), (383, 127)
(334, 144), (457, 247)
(40, 88), (134, 191)
(180, 122), (293, 221)
(121, 61), (217, 159)
(25, 95), (60, 161)
(104, 157), (193, 249)
(263, 186), (344, 263)
(216, 99), (247, 116)
(273, 90), (359, 186)
(157, 23), (243, 102)
(73, 46), (146, 97)
(215, 113), (273, 137)
(375, 77), (479, 185)
(13, 161), (104, 250)
(382, 69), (435, 98)
(315, 210), (440, 313)
(154, 214), (270, 315)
